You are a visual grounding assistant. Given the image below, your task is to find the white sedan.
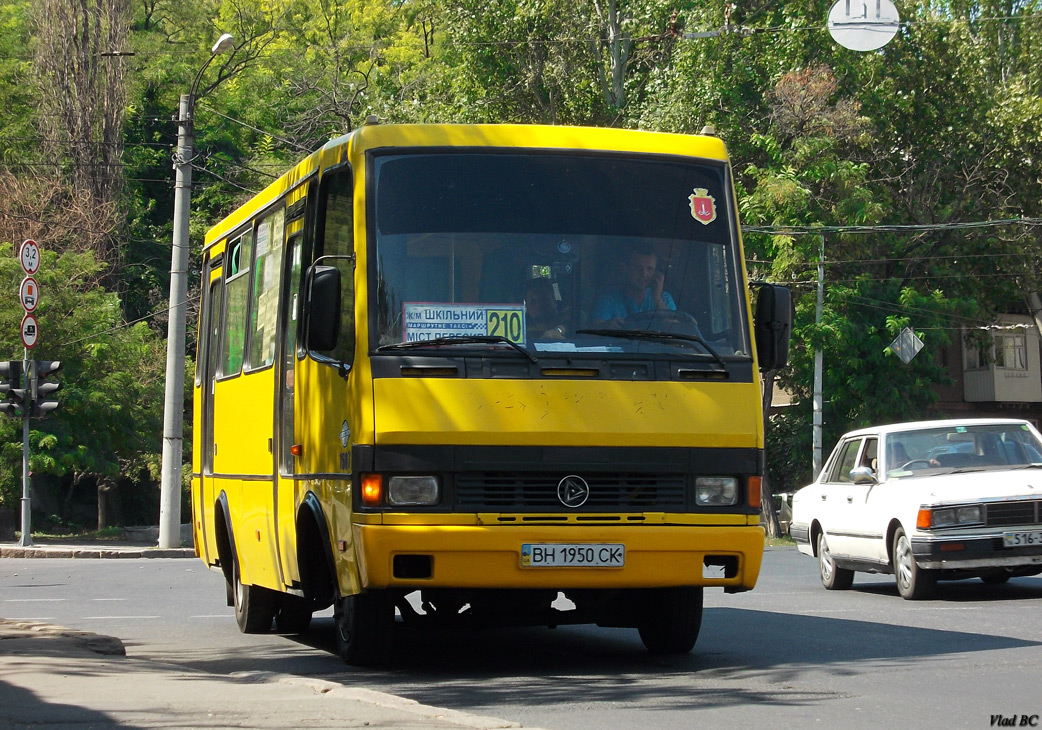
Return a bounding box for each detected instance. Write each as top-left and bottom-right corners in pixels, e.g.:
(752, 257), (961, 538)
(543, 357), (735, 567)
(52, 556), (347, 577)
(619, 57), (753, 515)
(790, 418), (1042, 599)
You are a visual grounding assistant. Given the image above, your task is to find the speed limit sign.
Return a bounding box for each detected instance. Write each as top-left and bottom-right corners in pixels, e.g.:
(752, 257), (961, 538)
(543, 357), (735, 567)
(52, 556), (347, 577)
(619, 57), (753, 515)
(20, 239), (40, 275)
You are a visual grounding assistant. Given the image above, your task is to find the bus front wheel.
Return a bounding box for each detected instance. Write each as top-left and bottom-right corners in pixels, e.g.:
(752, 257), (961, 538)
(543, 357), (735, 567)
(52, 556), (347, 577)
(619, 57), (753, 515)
(334, 591), (394, 665)
(636, 587), (704, 654)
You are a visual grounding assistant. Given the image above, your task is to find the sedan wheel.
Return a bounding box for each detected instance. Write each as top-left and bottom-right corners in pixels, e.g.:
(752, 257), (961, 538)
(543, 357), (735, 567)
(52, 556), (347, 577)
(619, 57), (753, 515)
(817, 531), (854, 590)
(892, 527), (937, 600)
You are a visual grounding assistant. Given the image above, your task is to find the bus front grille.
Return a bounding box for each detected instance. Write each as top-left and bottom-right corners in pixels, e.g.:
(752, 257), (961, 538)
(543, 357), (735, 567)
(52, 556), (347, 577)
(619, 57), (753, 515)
(454, 472), (686, 511)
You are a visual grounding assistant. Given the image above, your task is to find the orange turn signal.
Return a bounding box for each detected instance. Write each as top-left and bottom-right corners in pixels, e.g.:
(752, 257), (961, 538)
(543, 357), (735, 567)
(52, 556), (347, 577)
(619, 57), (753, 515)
(361, 474), (383, 507)
(748, 476), (762, 509)
(916, 509), (931, 529)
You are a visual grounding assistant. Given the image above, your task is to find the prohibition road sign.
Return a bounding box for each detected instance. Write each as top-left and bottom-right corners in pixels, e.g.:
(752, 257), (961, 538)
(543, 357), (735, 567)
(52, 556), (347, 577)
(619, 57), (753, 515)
(19, 239), (40, 275)
(19, 276), (39, 313)
(21, 313), (39, 349)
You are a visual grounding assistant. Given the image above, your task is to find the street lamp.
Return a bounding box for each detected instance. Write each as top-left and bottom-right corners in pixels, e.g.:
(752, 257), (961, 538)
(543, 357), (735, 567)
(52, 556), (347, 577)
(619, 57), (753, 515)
(158, 33), (235, 550)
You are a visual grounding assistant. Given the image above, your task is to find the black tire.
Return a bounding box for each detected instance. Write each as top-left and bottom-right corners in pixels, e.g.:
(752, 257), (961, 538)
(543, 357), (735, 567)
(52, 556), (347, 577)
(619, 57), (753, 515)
(232, 556), (277, 633)
(334, 591), (395, 666)
(637, 587), (703, 655)
(892, 527), (937, 600)
(817, 531), (854, 590)
(275, 593), (314, 634)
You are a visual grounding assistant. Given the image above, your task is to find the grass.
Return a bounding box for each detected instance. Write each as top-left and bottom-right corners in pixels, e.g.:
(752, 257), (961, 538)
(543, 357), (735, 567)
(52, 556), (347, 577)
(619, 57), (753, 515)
(17, 526), (129, 542)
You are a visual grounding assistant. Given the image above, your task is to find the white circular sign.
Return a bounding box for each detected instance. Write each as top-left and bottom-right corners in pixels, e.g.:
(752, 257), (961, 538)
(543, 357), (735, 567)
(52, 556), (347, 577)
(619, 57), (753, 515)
(19, 276), (39, 313)
(21, 313), (39, 349)
(828, 0), (900, 52)
(19, 239), (41, 275)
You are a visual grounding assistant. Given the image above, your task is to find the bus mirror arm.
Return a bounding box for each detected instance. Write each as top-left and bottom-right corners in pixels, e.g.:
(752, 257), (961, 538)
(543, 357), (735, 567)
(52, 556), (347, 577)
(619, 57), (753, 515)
(753, 283), (792, 372)
(306, 264), (343, 352)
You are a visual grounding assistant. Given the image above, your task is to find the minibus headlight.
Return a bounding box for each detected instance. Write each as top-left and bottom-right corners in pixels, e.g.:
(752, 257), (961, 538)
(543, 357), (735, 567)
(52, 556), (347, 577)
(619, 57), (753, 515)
(388, 476), (440, 506)
(695, 477), (739, 506)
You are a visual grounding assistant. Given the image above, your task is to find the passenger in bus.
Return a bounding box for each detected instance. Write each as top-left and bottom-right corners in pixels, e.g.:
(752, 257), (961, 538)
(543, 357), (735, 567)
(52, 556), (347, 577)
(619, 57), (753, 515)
(592, 247), (676, 328)
(525, 277), (568, 341)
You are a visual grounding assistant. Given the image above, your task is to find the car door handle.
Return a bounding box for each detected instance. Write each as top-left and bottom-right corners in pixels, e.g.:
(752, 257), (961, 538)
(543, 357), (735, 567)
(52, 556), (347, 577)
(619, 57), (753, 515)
(846, 495), (854, 503)
(821, 494), (827, 501)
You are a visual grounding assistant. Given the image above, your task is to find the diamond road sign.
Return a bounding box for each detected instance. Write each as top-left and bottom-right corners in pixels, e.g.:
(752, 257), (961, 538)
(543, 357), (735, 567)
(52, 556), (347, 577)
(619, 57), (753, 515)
(890, 326), (924, 364)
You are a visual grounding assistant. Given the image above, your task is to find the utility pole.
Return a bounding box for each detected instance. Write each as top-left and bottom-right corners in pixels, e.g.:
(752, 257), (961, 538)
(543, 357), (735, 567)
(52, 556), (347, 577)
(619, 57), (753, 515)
(812, 235), (825, 478)
(158, 34), (234, 549)
(19, 352), (30, 547)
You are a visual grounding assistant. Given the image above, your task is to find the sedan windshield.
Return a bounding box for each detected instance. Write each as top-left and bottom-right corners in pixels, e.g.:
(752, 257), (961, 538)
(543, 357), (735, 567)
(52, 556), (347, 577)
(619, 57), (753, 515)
(370, 150), (750, 360)
(885, 423), (1042, 478)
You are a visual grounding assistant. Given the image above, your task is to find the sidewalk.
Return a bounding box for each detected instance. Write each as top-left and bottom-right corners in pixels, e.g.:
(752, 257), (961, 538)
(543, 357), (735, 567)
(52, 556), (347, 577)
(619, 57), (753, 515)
(0, 540), (541, 730)
(0, 525), (195, 559)
(0, 541), (195, 559)
(0, 619), (530, 730)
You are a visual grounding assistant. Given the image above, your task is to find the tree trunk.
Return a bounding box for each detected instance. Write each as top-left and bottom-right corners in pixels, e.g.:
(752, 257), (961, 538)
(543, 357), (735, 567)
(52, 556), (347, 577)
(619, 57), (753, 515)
(97, 477), (120, 530)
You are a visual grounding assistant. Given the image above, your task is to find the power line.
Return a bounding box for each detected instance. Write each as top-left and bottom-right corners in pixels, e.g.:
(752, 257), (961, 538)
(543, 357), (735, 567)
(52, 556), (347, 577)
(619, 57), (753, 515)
(743, 217), (1042, 235)
(198, 101), (311, 153)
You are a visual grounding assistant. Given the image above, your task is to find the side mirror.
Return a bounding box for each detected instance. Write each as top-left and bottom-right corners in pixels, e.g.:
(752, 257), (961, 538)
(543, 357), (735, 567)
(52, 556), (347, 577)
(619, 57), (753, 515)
(306, 265), (342, 352)
(850, 466), (877, 485)
(754, 284), (792, 371)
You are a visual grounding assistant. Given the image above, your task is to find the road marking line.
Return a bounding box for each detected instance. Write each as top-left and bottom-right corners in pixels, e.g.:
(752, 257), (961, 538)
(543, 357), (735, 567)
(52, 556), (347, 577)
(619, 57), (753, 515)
(4, 598), (67, 602)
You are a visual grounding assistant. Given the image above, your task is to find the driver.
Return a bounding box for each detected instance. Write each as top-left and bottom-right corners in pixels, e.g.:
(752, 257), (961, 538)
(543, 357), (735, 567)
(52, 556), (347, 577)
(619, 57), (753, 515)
(592, 247), (676, 328)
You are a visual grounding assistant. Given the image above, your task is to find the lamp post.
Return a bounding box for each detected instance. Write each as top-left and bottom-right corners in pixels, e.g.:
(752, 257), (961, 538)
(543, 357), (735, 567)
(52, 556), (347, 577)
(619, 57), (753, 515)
(159, 33), (235, 550)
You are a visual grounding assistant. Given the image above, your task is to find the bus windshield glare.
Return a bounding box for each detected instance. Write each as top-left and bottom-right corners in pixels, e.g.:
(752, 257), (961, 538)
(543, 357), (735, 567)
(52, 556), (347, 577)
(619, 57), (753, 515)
(371, 151), (749, 358)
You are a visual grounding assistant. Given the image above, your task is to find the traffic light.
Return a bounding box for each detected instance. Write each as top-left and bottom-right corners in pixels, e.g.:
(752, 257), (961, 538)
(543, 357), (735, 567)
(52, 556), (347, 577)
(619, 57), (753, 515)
(0, 360), (27, 418)
(30, 360), (61, 418)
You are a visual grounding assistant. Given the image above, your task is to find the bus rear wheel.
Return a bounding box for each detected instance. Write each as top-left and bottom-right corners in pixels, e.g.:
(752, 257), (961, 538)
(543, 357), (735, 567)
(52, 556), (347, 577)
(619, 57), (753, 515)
(636, 587), (703, 654)
(334, 591), (394, 665)
(232, 557), (277, 633)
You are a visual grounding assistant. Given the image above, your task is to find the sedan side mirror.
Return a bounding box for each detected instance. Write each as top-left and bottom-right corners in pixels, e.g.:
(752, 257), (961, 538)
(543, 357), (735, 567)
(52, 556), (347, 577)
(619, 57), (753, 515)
(850, 466), (877, 485)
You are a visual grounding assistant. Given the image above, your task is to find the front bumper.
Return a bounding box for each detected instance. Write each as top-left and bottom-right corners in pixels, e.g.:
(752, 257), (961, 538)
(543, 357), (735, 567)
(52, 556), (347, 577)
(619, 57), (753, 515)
(348, 522), (765, 591)
(910, 534), (1042, 570)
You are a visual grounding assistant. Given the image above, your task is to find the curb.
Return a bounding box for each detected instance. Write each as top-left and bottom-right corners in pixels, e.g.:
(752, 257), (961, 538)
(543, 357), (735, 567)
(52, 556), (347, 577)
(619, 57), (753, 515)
(0, 544), (195, 559)
(0, 618), (126, 656)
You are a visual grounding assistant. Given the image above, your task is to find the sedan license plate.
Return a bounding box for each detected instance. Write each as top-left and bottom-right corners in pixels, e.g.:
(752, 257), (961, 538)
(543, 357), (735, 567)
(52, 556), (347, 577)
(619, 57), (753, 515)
(521, 543), (624, 568)
(1002, 531), (1042, 547)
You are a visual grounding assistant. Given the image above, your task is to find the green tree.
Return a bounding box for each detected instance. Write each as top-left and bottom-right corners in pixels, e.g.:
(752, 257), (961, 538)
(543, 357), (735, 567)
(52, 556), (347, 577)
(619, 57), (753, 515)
(0, 244), (167, 527)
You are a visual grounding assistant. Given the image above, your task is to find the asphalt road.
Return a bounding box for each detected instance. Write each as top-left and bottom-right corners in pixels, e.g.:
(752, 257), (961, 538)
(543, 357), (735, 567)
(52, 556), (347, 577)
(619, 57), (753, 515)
(3, 547), (1041, 730)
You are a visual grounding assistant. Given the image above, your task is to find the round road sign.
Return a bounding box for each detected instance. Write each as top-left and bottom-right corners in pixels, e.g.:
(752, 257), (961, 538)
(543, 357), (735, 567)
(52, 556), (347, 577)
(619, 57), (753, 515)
(19, 239), (41, 275)
(828, 0), (900, 52)
(19, 276), (39, 313)
(21, 313), (39, 349)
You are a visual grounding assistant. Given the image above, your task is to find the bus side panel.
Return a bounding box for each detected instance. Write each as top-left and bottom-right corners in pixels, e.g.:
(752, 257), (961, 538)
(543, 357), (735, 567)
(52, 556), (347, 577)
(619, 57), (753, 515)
(212, 372), (280, 590)
(294, 353), (368, 599)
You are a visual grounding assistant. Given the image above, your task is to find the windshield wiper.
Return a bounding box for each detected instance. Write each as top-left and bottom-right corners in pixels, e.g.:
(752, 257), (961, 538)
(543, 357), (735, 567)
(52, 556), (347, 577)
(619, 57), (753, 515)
(575, 329), (729, 370)
(375, 335), (538, 364)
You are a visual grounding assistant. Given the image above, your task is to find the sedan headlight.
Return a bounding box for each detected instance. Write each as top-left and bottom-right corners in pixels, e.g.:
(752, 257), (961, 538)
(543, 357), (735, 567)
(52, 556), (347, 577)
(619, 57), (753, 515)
(387, 476), (440, 506)
(695, 476), (739, 506)
(920, 505), (983, 528)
